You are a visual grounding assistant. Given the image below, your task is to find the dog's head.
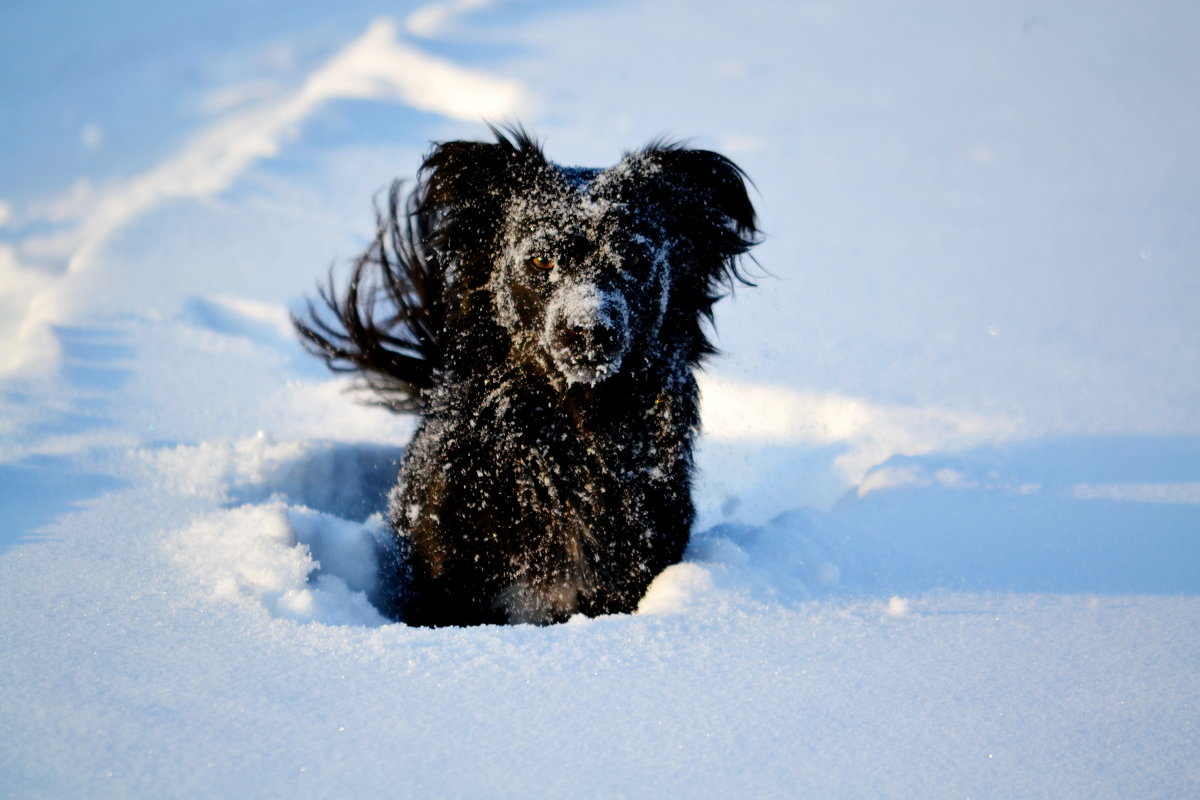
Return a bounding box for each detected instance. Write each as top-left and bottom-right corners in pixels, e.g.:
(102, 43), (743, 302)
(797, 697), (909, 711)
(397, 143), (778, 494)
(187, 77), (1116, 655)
(418, 128), (758, 385)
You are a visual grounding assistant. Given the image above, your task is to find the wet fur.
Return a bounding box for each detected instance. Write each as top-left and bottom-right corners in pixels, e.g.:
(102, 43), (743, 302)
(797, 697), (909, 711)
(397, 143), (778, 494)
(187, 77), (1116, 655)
(295, 127), (758, 626)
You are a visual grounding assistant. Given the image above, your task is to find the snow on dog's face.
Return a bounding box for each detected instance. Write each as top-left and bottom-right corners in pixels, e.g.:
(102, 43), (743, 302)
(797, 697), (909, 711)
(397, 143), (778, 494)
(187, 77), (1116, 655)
(407, 132), (756, 392)
(493, 157), (673, 385)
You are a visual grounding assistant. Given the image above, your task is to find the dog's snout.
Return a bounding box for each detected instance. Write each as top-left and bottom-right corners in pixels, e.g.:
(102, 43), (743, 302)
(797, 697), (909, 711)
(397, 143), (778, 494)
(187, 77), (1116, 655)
(555, 314), (620, 354)
(543, 282), (631, 385)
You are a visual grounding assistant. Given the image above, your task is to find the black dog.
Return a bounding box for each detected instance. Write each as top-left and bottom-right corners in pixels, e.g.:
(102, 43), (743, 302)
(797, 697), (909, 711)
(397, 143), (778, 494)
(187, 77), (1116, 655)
(295, 127), (758, 626)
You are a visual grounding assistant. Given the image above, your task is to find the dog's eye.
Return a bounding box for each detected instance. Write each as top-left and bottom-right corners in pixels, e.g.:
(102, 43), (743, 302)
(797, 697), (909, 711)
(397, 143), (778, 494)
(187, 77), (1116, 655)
(528, 256), (555, 271)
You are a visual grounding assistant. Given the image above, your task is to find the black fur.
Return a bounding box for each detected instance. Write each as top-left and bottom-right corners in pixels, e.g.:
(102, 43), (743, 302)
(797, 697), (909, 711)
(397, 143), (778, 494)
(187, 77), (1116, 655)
(295, 127), (758, 626)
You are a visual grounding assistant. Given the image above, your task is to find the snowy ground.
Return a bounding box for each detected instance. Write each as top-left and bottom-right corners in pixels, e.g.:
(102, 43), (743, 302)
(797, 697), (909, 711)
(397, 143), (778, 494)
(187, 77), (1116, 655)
(3, 1), (1199, 797)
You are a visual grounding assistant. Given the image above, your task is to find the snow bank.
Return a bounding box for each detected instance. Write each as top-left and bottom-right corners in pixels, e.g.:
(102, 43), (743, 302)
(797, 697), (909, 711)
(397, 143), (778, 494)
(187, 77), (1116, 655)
(168, 502), (390, 627)
(140, 432), (402, 520)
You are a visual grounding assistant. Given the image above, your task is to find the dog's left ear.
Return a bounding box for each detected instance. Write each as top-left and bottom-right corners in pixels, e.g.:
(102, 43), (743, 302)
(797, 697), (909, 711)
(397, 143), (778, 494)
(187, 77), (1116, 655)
(642, 147), (760, 285)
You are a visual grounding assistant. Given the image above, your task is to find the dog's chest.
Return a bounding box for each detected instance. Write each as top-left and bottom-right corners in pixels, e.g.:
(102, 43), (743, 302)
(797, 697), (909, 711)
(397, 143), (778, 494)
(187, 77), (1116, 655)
(413, 375), (689, 510)
(490, 380), (674, 474)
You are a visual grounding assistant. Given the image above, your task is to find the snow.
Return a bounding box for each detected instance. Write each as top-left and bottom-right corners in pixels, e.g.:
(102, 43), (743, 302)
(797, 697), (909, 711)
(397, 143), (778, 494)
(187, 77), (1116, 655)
(2, 0), (1199, 797)
(168, 502), (391, 627)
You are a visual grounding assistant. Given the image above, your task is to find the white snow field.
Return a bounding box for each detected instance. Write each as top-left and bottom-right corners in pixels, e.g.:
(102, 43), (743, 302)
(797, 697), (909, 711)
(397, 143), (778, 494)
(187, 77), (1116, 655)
(3, 1), (1199, 797)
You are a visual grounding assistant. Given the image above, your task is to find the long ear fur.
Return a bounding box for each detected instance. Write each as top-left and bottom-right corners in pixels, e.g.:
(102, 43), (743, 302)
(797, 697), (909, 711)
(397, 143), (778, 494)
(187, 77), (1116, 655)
(640, 145), (762, 362)
(643, 145), (760, 285)
(292, 182), (442, 412)
(292, 126), (547, 412)
(414, 126), (545, 315)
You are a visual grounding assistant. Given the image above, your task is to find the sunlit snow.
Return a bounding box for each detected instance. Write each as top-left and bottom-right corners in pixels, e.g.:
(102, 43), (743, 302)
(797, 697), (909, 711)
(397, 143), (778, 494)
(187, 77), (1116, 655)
(2, 1), (1198, 797)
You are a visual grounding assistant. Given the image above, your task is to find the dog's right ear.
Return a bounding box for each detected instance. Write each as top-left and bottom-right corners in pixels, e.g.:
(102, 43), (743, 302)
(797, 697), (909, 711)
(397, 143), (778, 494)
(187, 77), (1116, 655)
(415, 127), (546, 274)
(419, 140), (515, 214)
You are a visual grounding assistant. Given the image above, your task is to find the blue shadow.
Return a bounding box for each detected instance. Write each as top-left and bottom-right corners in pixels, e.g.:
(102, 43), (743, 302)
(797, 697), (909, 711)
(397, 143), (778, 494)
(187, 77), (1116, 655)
(0, 455), (127, 554)
(826, 435), (1200, 595)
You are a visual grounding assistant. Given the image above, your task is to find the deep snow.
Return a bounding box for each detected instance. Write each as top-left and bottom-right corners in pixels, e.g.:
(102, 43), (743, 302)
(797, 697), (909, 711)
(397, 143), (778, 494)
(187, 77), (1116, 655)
(2, 1), (1199, 797)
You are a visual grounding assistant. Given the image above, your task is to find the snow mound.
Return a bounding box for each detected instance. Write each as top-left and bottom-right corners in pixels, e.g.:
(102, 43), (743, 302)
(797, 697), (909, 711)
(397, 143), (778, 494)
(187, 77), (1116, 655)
(140, 432), (402, 520)
(167, 502), (392, 627)
(143, 430), (405, 625)
(643, 508), (892, 615)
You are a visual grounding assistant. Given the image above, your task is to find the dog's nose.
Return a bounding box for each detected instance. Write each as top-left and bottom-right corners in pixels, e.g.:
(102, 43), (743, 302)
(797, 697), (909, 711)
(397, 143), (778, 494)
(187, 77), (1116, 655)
(556, 317), (621, 356)
(545, 283), (631, 384)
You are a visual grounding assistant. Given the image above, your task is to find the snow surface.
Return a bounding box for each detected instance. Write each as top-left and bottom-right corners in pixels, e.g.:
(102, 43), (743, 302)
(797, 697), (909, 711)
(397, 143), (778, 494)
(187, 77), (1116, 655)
(2, 0), (1199, 797)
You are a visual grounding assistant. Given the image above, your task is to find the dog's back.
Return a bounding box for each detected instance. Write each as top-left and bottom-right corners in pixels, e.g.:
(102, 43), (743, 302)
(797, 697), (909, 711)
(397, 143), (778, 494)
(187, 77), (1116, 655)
(296, 128), (758, 625)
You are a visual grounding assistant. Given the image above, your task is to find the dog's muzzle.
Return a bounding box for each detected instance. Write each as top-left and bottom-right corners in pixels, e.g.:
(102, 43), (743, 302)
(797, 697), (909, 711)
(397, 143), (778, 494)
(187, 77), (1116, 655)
(544, 282), (631, 385)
